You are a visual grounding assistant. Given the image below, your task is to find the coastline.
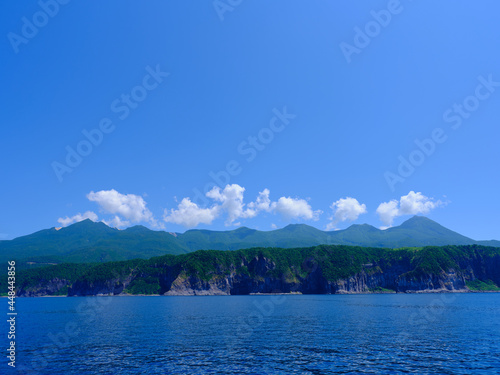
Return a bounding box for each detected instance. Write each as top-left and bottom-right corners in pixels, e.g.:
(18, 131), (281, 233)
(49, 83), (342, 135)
(10, 289), (500, 297)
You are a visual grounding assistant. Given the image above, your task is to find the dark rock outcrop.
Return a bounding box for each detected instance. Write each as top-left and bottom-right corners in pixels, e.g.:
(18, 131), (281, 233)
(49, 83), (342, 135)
(17, 278), (71, 297)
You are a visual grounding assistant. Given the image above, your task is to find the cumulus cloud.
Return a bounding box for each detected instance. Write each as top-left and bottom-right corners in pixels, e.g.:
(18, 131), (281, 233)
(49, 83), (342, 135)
(165, 185), (273, 227)
(376, 191), (444, 227)
(399, 191), (443, 215)
(247, 189), (272, 214)
(163, 185), (321, 228)
(164, 198), (220, 227)
(271, 196), (321, 221)
(326, 197), (367, 230)
(376, 200), (399, 227)
(206, 184), (257, 225)
(87, 189), (155, 224)
(57, 211), (98, 227)
(102, 215), (131, 229)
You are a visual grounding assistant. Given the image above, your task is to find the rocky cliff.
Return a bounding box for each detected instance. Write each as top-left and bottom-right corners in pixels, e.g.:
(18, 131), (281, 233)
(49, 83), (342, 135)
(14, 245), (500, 296)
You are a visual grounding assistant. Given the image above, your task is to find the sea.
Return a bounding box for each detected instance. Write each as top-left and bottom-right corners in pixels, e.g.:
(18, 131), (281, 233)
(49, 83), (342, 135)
(5, 293), (500, 374)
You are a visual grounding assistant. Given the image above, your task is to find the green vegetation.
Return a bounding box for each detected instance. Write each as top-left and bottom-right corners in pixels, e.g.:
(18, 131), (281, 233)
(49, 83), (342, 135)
(3, 244), (499, 296)
(466, 279), (500, 291)
(125, 277), (161, 295)
(1, 216), (498, 270)
(0, 263), (94, 296)
(368, 287), (396, 293)
(12, 263), (94, 287)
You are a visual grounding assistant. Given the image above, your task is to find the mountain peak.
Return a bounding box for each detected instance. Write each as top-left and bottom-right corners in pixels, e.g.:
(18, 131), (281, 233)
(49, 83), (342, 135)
(399, 216), (439, 228)
(344, 223), (378, 231)
(283, 223), (312, 230)
(58, 219), (117, 234)
(70, 218), (94, 225)
(65, 219), (103, 228)
(232, 226), (257, 235)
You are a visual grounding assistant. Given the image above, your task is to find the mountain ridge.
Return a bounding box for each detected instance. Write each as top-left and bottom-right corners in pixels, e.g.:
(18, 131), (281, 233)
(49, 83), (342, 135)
(1, 216), (498, 268)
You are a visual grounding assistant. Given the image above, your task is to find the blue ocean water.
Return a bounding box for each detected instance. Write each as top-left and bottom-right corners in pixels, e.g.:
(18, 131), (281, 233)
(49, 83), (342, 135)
(5, 294), (500, 374)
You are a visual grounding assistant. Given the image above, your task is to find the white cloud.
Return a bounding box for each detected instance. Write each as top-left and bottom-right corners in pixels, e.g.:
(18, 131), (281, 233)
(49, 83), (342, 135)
(163, 185), (321, 228)
(87, 189), (155, 224)
(247, 188), (272, 214)
(167, 185), (271, 227)
(57, 211), (98, 227)
(326, 197), (367, 230)
(271, 196), (321, 221)
(376, 191), (444, 227)
(376, 200), (399, 227)
(164, 198), (220, 227)
(102, 215), (131, 229)
(206, 184), (256, 226)
(399, 191), (442, 215)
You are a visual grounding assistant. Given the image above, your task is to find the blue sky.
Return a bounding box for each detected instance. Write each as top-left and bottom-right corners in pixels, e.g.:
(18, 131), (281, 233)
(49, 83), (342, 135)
(1, 0), (499, 240)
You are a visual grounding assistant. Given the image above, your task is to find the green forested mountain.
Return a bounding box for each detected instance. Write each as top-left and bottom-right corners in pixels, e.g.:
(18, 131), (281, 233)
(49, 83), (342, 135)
(0, 216), (498, 269)
(0, 220), (187, 267)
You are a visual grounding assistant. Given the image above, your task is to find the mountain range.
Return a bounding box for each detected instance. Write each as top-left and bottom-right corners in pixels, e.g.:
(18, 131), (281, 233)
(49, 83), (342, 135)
(1, 216), (498, 269)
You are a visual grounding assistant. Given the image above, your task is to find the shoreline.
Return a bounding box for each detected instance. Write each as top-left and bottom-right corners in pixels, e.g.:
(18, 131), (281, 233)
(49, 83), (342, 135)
(9, 289), (500, 297)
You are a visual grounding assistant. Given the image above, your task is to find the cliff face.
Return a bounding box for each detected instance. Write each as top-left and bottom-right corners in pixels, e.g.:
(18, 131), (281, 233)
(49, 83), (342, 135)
(64, 257), (491, 296)
(68, 276), (132, 296)
(157, 260), (470, 296)
(18, 278), (71, 297)
(461, 253), (500, 284)
(15, 245), (500, 296)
